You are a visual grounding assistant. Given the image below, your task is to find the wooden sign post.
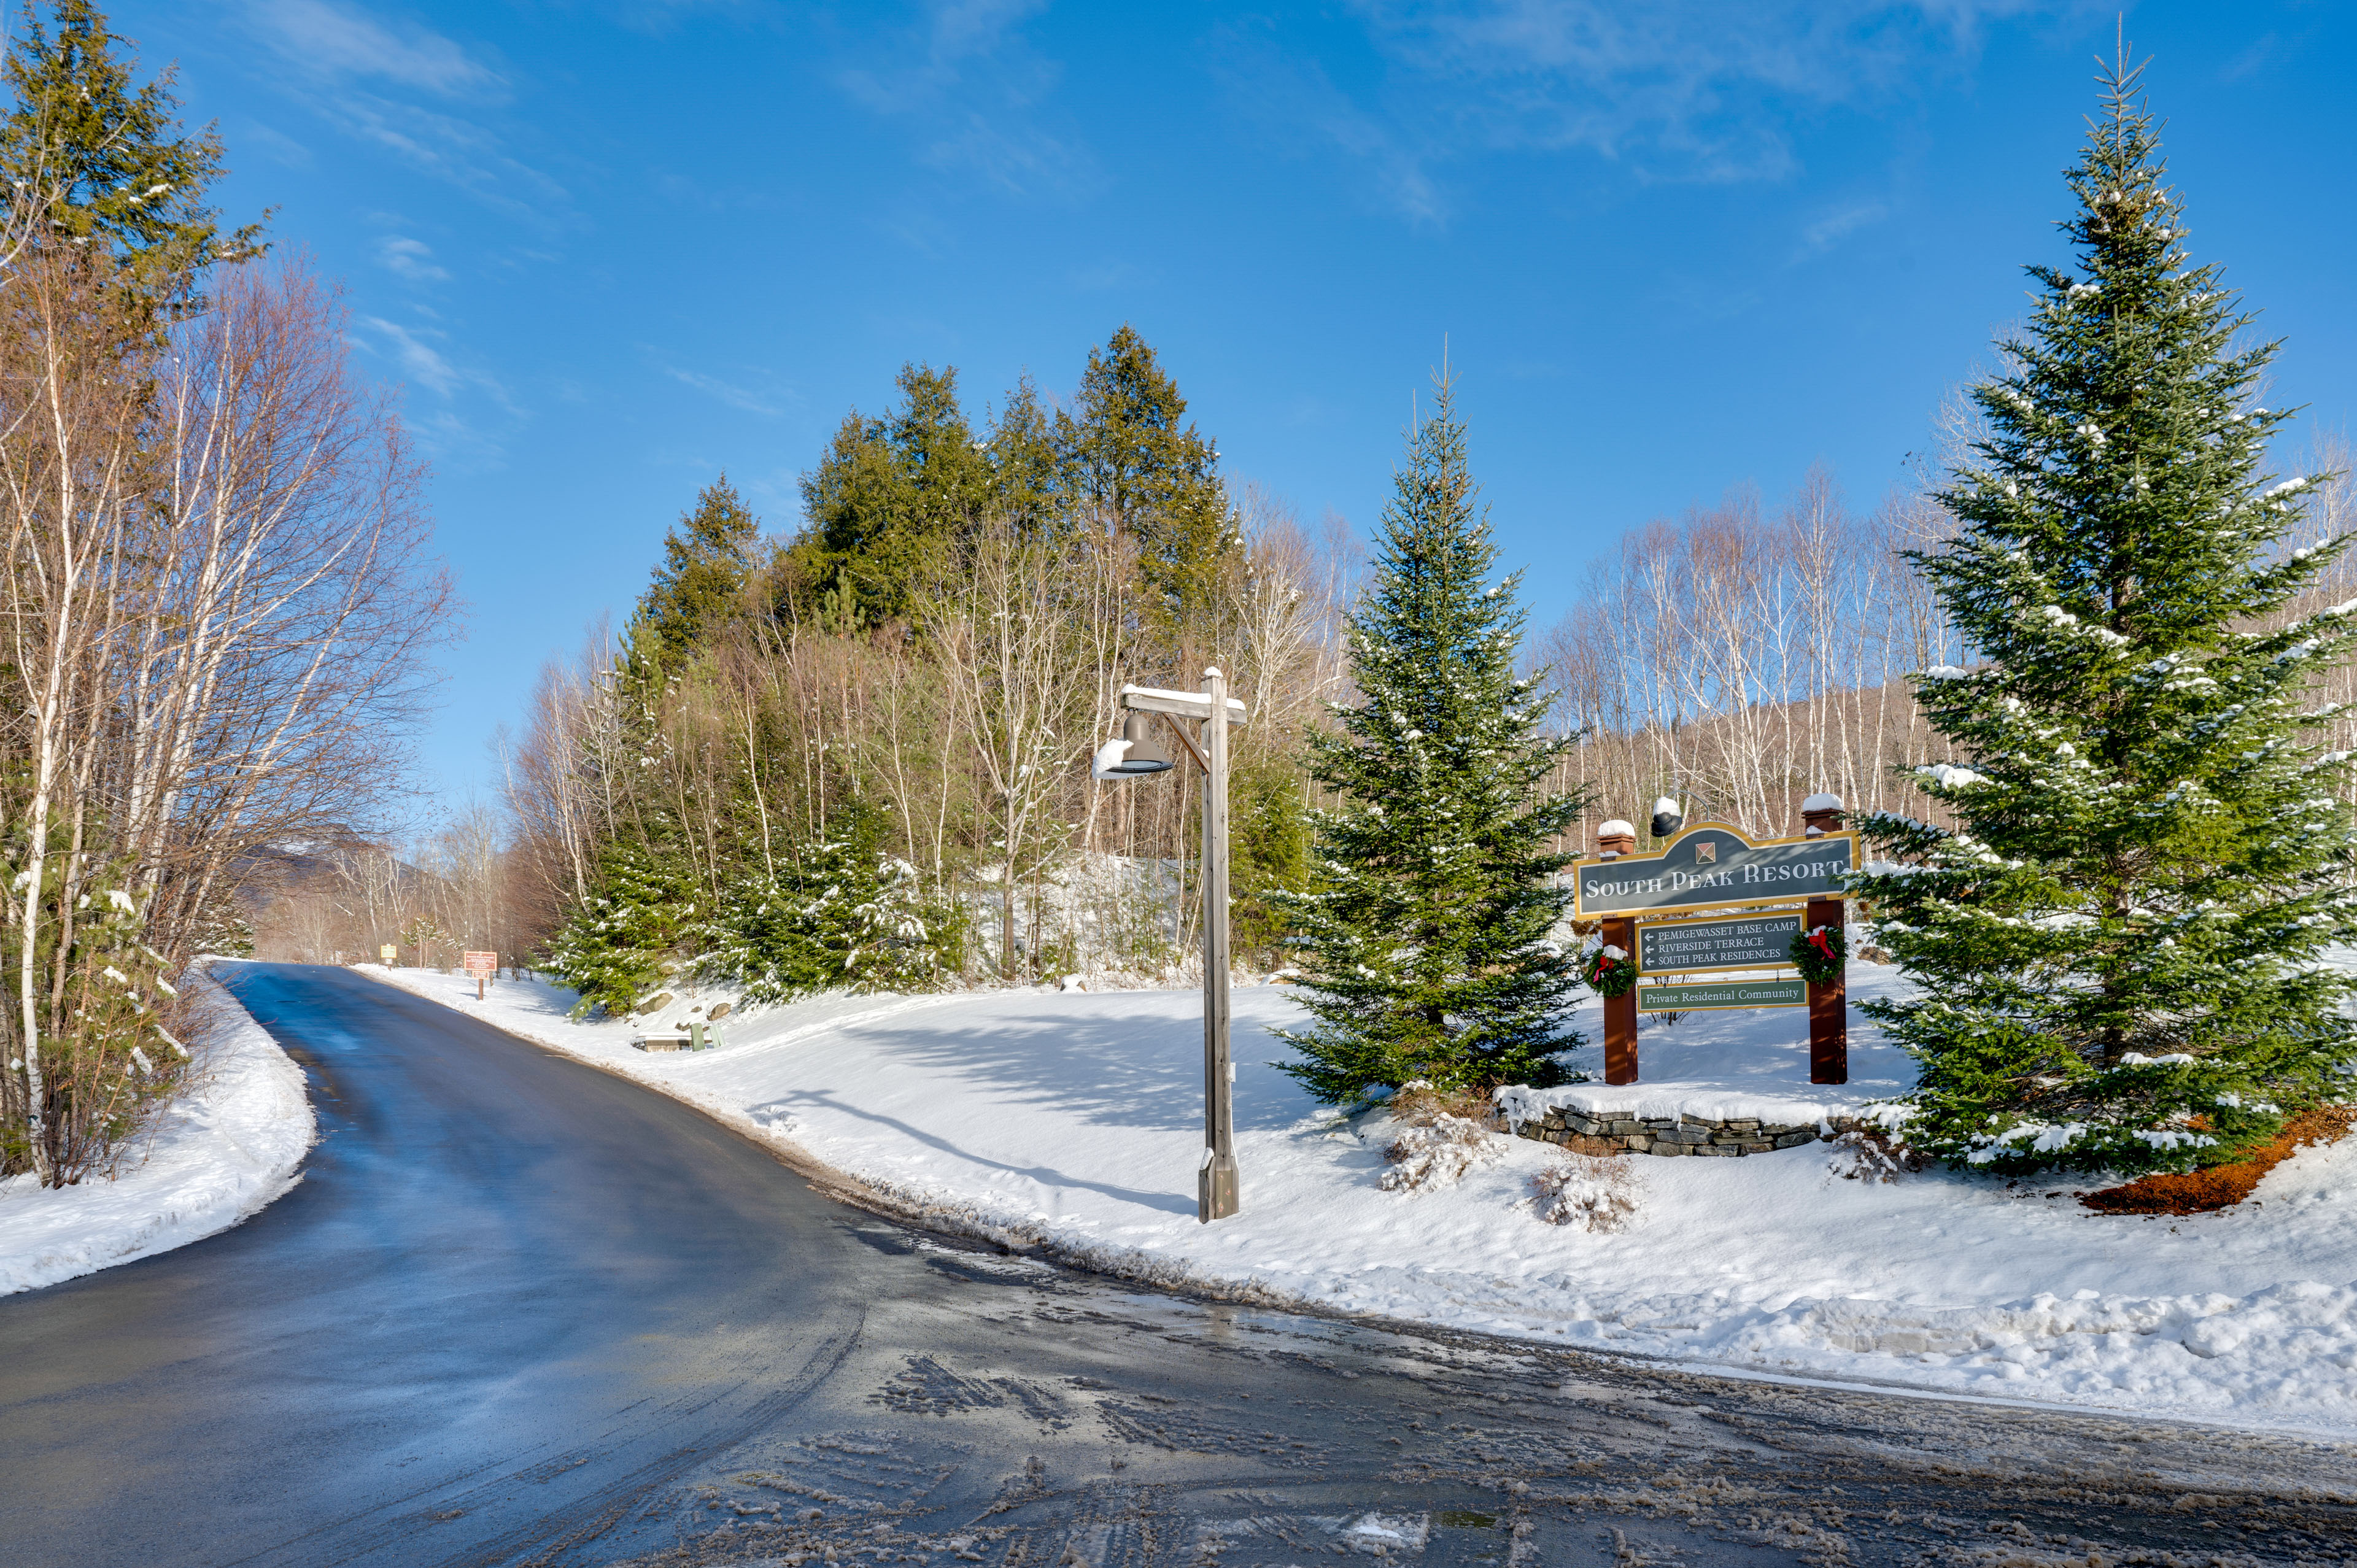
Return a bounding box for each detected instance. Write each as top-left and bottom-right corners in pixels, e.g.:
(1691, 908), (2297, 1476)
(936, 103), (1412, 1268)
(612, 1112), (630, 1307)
(1573, 806), (1858, 1087)
(1602, 915), (1639, 1085)
(463, 950), (498, 1001)
(1805, 897), (1846, 1084)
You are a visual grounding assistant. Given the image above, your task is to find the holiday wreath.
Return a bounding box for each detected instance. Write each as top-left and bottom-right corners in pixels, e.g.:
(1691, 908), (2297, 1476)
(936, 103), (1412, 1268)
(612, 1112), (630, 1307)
(1584, 941), (1638, 998)
(1789, 922), (1846, 985)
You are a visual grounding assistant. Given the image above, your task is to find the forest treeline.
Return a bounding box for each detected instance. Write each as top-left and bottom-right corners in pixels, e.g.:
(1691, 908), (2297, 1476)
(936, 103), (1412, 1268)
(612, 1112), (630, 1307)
(501, 330), (1355, 1014)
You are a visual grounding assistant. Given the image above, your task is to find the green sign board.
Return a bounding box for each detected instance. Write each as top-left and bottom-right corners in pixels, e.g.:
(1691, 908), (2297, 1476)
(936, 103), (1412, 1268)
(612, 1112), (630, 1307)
(1574, 824), (1858, 919)
(1638, 911), (1803, 976)
(1636, 978), (1808, 1012)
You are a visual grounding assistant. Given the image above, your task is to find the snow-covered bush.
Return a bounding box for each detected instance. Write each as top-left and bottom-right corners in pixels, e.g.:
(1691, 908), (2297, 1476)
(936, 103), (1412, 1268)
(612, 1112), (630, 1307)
(1380, 1113), (1503, 1192)
(1527, 1151), (1640, 1231)
(1825, 1124), (1927, 1183)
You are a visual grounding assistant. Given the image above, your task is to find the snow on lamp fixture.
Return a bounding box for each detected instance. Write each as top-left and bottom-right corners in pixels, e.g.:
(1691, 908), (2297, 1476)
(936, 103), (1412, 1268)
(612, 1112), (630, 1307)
(1650, 797), (1685, 838)
(1091, 713), (1172, 779)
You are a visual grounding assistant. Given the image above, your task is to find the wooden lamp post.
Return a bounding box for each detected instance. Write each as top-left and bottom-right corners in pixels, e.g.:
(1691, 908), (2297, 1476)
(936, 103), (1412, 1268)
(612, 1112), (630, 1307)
(1093, 671), (1250, 1222)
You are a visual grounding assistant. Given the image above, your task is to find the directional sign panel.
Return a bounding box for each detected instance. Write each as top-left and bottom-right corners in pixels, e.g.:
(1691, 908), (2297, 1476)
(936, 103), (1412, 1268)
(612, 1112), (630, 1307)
(1638, 911), (1802, 976)
(1637, 978), (1808, 1012)
(1574, 823), (1857, 919)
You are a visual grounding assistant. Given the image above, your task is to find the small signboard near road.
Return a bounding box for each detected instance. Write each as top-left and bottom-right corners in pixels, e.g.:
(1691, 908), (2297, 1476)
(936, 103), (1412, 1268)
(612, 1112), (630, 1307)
(463, 950), (498, 999)
(1638, 978), (1808, 1012)
(379, 943), (395, 965)
(1638, 911), (1803, 976)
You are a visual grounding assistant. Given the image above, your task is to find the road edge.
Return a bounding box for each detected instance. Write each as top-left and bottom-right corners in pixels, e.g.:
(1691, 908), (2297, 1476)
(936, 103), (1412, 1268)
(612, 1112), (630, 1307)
(0, 964), (318, 1296)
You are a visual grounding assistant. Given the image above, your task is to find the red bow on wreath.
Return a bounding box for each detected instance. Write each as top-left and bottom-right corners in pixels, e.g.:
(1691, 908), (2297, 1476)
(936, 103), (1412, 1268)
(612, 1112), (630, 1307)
(1807, 927), (1838, 960)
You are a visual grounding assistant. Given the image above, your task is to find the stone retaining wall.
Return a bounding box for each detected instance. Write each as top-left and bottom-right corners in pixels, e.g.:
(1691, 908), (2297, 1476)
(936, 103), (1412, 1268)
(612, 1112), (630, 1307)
(1510, 1105), (1868, 1158)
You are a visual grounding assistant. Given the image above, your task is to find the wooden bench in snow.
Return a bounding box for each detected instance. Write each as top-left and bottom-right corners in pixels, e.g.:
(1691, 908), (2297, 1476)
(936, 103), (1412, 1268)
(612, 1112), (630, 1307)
(632, 1023), (721, 1053)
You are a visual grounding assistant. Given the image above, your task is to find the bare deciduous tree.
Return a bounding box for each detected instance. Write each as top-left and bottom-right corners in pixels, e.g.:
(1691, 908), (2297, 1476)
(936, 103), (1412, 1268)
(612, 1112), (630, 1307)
(0, 250), (452, 1183)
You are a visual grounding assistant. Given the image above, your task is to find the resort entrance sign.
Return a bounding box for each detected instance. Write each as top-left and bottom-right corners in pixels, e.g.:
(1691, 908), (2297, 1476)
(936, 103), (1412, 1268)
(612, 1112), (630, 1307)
(1574, 824), (1857, 919)
(1573, 814), (1860, 1091)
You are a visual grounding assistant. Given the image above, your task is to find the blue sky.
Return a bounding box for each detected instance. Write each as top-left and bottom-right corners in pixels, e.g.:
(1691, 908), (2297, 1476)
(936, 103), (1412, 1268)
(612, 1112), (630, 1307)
(103, 1), (2357, 814)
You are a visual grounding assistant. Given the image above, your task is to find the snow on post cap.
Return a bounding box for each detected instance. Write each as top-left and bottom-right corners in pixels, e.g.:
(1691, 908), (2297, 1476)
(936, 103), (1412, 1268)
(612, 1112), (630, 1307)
(1651, 795), (1681, 817)
(1801, 792), (1844, 813)
(1597, 819), (1635, 838)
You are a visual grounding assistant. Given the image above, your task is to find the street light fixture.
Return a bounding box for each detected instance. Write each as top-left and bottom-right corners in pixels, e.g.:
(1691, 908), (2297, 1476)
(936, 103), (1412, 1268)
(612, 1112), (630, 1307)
(1095, 668), (1249, 1222)
(1089, 711), (1175, 779)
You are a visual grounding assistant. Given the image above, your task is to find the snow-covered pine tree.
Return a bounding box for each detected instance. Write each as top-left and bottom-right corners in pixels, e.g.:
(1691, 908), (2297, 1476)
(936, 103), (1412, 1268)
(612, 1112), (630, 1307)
(544, 842), (695, 1017)
(705, 797), (943, 1002)
(1274, 376), (1584, 1102)
(1856, 54), (2357, 1177)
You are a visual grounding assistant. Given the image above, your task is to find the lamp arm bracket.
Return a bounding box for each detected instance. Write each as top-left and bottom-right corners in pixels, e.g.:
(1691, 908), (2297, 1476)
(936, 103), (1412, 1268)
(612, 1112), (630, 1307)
(1157, 711), (1209, 773)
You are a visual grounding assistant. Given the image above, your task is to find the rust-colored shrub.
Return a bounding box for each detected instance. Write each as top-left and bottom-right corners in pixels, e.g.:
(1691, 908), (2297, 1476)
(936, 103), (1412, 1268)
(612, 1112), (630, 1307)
(2080, 1106), (2356, 1215)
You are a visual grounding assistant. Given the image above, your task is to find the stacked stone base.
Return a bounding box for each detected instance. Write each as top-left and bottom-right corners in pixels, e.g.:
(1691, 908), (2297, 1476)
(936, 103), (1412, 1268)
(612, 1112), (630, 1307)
(1513, 1106), (1867, 1158)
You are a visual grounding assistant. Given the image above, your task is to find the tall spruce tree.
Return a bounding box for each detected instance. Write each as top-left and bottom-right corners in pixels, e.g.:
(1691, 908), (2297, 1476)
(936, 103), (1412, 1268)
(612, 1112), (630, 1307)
(1059, 325), (1234, 643)
(627, 475), (761, 679)
(0, 1), (263, 304)
(797, 363), (993, 627)
(1856, 55), (2357, 1176)
(1274, 377), (1584, 1102)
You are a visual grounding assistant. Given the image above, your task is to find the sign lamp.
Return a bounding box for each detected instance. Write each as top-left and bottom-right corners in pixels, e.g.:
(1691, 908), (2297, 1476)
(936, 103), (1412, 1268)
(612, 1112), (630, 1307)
(1090, 712), (1174, 779)
(1096, 670), (1248, 1222)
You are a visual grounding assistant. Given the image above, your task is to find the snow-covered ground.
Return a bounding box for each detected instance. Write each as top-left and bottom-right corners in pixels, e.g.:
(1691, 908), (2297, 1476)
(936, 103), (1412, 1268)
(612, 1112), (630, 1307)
(0, 971), (315, 1296)
(370, 962), (2357, 1439)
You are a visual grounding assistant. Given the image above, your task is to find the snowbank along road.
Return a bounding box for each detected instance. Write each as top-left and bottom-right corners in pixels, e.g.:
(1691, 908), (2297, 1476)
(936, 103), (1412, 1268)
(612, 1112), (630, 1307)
(1, 963), (2351, 1567)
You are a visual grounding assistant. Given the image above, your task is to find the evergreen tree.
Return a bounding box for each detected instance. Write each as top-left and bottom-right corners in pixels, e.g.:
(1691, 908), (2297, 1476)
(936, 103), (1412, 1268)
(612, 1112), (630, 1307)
(0, 1), (263, 303)
(1059, 325), (1234, 641)
(543, 841), (696, 1017)
(705, 796), (944, 1001)
(797, 363), (991, 626)
(1274, 377), (1585, 1102)
(986, 373), (1069, 541)
(1856, 55), (2357, 1177)
(1228, 755), (1313, 961)
(627, 475), (761, 678)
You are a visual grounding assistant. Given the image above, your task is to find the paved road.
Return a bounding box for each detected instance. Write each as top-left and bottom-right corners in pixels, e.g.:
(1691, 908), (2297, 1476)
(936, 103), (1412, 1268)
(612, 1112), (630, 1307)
(3, 964), (2353, 1568)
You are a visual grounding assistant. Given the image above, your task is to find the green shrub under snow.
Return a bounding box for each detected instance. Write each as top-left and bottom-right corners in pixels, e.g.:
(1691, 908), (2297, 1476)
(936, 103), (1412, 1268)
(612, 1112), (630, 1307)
(700, 798), (948, 1003)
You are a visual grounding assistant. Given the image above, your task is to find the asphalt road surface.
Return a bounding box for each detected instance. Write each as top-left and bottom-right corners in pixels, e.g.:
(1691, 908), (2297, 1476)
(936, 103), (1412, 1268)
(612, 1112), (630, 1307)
(3, 962), (2353, 1568)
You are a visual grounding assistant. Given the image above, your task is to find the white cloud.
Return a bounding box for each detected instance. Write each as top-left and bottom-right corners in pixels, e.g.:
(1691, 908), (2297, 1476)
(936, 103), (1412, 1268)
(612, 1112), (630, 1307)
(245, 0), (505, 97)
(352, 317), (521, 469)
(240, 119), (314, 169)
(662, 365), (797, 419)
(375, 235), (449, 283)
(1798, 199), (1890, 256)
(237, 1), (567, 220)
(834, 0), (1100, 201)
(1229, 0), (2078, 219)
(1217, 36), (1446, 224)
(358, 315), (459, 396)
